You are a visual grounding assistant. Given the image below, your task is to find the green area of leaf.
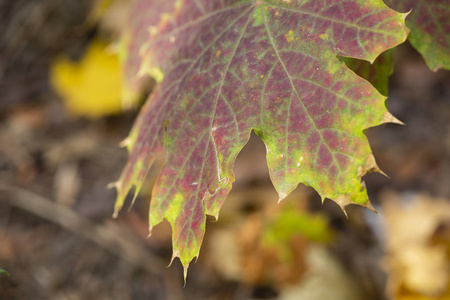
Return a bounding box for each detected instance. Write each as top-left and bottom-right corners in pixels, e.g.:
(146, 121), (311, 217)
(0, 268), (9, 276)
(261, 206), (332, 263)
(262, 207), (332, 245)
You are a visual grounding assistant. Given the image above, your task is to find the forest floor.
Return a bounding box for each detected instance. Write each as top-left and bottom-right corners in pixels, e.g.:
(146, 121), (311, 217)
(0, 1), (449, 299)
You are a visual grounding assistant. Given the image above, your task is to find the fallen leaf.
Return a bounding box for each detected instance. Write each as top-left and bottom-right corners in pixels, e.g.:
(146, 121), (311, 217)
(51, 39), (123, 118)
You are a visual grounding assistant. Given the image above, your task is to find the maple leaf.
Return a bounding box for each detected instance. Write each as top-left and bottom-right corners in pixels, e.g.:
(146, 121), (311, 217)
(113, 0), (408, 275)
(384, 0), (450, 71)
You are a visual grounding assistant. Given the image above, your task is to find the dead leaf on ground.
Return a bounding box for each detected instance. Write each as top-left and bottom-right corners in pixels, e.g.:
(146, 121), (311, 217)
(381, 191), (450, 299)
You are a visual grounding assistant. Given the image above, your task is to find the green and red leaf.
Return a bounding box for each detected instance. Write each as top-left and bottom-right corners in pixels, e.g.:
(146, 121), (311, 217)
(115, 0), (408, 273)
(120, 0), (177, 107)
(385, 0), (450, 71)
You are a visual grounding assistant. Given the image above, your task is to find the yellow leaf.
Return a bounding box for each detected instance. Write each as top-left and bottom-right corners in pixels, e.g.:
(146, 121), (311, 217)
(50, 39), (123, 118)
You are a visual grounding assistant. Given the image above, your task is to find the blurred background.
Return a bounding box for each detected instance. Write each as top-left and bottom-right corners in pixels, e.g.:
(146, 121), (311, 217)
(0, 0), (449, 299)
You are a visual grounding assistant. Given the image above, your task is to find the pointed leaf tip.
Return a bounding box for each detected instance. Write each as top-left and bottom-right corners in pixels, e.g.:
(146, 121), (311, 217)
(335, 195), (352, 218)
(382, 111), (404, 125)
(183, 264), (189, 287)
(119, 137), (132, 148)
(363, 201), (378, 214)
(168, 249), (179, 268)
(107, 181), (118, 189)
(127, 190), (139, 212)
(376, 167), (390, 179)
(277, 191), (288, 203)
(147, 224), (153, 238)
